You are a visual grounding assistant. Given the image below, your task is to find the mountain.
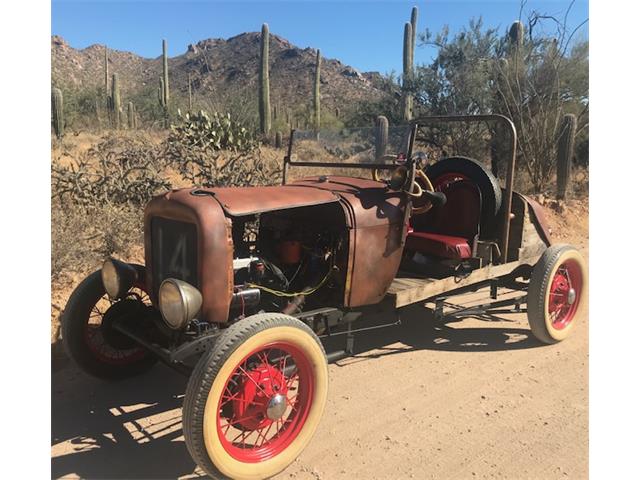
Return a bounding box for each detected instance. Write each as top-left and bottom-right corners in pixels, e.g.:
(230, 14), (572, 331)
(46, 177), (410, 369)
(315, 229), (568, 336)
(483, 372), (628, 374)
(51, 34), (388, 121)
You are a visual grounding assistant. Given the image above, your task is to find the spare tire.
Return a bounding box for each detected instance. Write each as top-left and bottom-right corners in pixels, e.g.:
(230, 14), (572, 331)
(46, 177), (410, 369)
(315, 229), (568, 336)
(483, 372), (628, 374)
(426, 156), (502, 228)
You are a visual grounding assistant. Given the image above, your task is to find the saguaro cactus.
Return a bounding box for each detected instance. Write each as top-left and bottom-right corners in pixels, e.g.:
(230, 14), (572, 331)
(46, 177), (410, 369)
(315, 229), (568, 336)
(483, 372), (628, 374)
(402, 22), (413, 122)
(51, 87), (64, 138)
(158, 39), (170, 127)
(313, 49), (321, 132)
(509, 21), (524, 47)
(127, 101), (136, 129)
(158, 77), (165, 108)
(259, 23), (271, 135)
(162, 39), (170, 104)
(375, 115), (389, 160)
(556, 113), (577, 200)
(111, 73), (121, 129)
(104, 46), (109, 95)
(275, 131), (283, 149)
(410, 6), (418, 65)
(188, 72), (193, 112)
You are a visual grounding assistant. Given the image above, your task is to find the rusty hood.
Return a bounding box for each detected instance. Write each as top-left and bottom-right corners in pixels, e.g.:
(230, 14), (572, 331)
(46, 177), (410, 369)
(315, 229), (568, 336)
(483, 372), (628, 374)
(190, 185), (340, 216)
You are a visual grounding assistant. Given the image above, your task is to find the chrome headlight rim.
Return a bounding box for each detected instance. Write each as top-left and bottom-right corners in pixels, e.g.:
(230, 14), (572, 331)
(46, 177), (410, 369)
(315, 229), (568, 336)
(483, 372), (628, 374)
(158, 278), (203, 330)
(101, 257), (137, 299)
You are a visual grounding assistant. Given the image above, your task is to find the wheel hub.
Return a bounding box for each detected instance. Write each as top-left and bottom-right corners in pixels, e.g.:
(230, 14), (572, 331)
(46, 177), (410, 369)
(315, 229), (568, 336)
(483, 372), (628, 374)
(231, 362), (289, 431)
(548, 262), (582, 330)
(567, 288), (576, 305)
(266, 393), (287, 420)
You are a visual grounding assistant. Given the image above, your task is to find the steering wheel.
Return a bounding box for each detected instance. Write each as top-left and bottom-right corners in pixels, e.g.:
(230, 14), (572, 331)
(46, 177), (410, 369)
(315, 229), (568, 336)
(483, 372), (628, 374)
(372, 154), (404, 183)
(411, 169), (436, 215)
(380, 165), (436, 216)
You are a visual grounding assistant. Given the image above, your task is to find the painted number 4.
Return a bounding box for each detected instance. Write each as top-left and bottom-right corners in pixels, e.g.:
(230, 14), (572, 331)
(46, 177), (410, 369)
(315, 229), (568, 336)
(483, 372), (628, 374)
(168, 234), (191, 279)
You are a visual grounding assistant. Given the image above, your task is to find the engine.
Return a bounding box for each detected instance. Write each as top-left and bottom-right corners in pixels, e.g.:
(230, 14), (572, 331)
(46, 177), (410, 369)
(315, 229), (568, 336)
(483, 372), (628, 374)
(229, 205), (346, 318)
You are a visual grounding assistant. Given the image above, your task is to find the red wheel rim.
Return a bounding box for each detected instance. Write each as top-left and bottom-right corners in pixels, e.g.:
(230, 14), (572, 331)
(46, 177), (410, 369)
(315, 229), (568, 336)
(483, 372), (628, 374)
(83, 282), (149, 365)
(432, 172), (471, 191)
(548, 259), (583, 330)
(216, 341), (315, 463)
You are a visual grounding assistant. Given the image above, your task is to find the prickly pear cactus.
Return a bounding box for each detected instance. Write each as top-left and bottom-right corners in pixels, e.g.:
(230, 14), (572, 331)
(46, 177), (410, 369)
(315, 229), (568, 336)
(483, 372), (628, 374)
(52, 87), (64, 138)
(556, 113), (577, 200)
(375, 115), (389, 160)
(170, 110), (255, 152)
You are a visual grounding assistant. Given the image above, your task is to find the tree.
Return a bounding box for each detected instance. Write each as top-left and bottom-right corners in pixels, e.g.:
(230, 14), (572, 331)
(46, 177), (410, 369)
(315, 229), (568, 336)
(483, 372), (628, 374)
(410, 4), (588, 192)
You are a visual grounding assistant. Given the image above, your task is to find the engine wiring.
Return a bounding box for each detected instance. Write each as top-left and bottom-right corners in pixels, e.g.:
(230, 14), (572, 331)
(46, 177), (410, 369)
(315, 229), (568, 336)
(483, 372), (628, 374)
(246, 256), (336, 298)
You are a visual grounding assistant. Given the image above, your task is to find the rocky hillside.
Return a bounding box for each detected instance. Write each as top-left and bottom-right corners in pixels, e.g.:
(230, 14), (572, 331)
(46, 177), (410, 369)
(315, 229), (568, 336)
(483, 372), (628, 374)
(51, 33), (387, 120)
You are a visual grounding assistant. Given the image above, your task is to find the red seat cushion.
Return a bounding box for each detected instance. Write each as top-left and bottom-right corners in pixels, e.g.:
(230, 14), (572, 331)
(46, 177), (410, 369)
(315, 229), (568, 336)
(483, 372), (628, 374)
(405, 231), (472, 260)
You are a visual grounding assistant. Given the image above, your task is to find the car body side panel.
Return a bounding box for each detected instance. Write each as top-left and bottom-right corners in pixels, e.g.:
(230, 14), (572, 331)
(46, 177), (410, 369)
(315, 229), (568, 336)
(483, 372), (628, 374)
(144, 189), (234, 324)
(292, 176), (408, 306)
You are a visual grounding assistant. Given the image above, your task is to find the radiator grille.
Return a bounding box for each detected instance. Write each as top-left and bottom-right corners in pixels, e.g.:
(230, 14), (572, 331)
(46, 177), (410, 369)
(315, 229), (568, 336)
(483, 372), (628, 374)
(150, 217), (198, 295)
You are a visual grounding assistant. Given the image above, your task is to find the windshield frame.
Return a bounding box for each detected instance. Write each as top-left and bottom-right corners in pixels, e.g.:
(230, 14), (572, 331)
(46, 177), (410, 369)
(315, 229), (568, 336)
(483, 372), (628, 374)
(282, 124), (418, 184)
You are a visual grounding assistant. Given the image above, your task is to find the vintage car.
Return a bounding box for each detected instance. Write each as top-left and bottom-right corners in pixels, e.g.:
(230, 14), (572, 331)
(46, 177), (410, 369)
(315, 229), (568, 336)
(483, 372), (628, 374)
(61, 115), (587, 479)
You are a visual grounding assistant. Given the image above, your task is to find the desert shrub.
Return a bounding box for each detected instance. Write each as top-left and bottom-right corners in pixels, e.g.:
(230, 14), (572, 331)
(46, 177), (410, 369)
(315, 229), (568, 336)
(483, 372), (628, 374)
(52, 133), (171, 206)
(51, 202), (142, 281)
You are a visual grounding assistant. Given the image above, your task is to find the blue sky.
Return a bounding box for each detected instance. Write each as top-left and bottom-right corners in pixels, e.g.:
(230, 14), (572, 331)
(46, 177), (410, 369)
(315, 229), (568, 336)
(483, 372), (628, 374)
(52, 0), (588, 73)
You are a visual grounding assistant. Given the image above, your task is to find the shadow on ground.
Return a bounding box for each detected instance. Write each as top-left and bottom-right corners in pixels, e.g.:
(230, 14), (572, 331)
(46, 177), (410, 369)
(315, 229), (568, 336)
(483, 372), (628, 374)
(51, 364), (200, 479)
(51, 303), (542, 479)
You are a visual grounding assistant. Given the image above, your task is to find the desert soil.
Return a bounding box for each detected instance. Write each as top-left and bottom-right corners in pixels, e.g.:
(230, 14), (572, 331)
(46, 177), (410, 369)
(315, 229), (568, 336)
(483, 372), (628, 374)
(51, 200), (588, 480)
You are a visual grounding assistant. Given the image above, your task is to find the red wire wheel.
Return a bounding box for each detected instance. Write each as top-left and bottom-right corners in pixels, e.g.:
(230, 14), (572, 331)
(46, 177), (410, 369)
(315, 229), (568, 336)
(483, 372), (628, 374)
(527, 245), (588, 343)
(183, 313), (328, 480)
(216, 342), (314, 462)
(61, 265), (157, 379)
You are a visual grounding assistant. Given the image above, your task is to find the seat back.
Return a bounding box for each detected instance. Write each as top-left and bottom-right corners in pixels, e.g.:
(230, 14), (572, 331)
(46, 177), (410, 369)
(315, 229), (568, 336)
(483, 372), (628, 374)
(411, 179), (482, 241)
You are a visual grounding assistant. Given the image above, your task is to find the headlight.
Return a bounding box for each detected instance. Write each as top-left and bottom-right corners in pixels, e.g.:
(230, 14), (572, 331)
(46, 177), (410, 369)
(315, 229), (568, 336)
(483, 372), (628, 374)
(101, 258), (137, 299)
(159, 279), (203, 330)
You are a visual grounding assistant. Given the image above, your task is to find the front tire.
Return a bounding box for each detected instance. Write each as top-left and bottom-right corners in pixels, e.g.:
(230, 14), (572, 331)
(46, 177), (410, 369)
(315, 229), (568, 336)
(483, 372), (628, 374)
(183, 313), (329, 480)
(527, 245), (587, 344)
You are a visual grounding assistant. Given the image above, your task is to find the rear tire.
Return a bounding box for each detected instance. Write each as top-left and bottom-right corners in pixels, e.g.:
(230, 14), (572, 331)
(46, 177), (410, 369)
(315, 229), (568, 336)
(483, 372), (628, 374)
(183, 313), (328, 480)
(527, 245), (587, 344)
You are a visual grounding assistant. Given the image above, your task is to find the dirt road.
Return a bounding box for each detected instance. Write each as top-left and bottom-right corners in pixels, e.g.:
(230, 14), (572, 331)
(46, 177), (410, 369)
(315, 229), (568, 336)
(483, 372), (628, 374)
(52, 283), (588, 480)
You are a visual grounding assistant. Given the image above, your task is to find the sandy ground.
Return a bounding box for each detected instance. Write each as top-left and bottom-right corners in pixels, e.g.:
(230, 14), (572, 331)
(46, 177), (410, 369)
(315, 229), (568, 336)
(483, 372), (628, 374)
(52, 255), (588, 479)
